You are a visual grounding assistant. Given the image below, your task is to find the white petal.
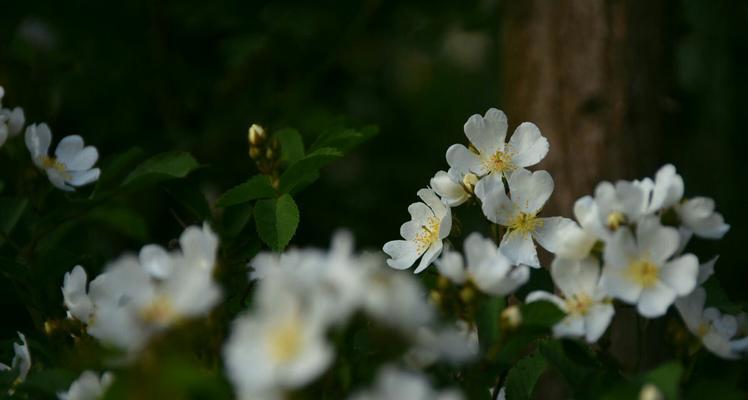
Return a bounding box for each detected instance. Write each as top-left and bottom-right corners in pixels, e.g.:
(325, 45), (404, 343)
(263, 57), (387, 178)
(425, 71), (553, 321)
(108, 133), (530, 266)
(697, 255), (718, 285)
(139, 245), (174, 279)
(600, 263), (642, 304)
(507, 122), (549, 168)
(446, 144), (485, 176)
(463, 108), (507, 155)
(675, 287), (706, 333)
(55, 135), (84, 164)
(384, 240), (421, 270)
(62, 265), (94, 323)
(637, 282), (676, 318)
(499, 230), (539, 268)
(554, 222), (597, 260)
(553, 315), (586, 338)
(438, 206), (452, 240)
(659, 254), (698, 296)
(47, 169), (75, 191)
(603, 227), (637, 268)
(615, 180), (647, 221)
(584, 303), (614, 342)
(678, 197), (730, 239)
(435, 249), (467, 284)
(417, 188), (448, 219)
(400, 220), (420, 241)
(25, 123), (52, 163)
(551, 257), (600, 299)
(475, 174), (518, 226)
(408, 202), (434, 224)
(8, 107), (25, 136)
(532, 217), (576, 254)
(68, 168), (101, 187)
(508, 169), (553, 214)
(636, 217), (679, 265)
(414, 240), (443, 274)
(463, 232), (497, 268)
(430, 170), (469, 207)
(477, 265), (529, 296)
(649, 164), (684, 212)
(526, 291), (566, 310)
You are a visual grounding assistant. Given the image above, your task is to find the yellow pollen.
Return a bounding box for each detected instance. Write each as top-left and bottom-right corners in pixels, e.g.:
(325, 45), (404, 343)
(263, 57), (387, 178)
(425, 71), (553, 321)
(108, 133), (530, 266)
(39, 156), (72, 179)
(268, 318), (303, 363)
(415, 216), (440, 252)
(626, 258), (659, 288)
(606, 211), (626, 230)
(140, 296), (175, 324)
(508, 212), (543, 235)
(565, 293), (593, 316)
(462, 173), (479, 193)
(484, 147), (515, 174)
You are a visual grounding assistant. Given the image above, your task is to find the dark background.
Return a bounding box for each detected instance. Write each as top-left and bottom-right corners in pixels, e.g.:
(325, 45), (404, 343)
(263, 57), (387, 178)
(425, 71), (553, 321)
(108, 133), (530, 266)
(0, 0), (746, 338)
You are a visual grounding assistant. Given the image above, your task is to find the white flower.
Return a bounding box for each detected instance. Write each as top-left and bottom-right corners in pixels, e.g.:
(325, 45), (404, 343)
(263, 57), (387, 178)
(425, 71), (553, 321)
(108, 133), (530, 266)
(348, 366), (464, 400)
(223, 290), (333, 398)
(526, 257), (614, 343)
(445, 108), (548, 182)
(592, 180), (648, 234)
(643, 164), (684, 213)
(0, 332), (31, 384)
(384, 189), (452, 273)
(361, 266), (435, 331)
(57, 370), (113, 400)
(61, 223), (221, 353)
(552, 196), (601, 260)
(406, 320), (479, 367)
(676, 197), (730, 239)
(435, 233), (529, 296)
(675, 288), (747, 359)
(601, 217), (698, 318)
(25, 123), (100, 191)
(476, 170), (574, 268)
(0, 86), (26, 148)
(430, 170), (475, 207)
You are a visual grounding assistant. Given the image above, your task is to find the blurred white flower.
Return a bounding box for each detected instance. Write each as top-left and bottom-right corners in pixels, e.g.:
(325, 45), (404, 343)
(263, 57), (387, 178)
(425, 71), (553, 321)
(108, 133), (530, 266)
(406, 320), (479, 368)
(592, 180), (648, 235)
(676, 197), (730, 239)
(430, 169), (475, 207)
(57, 370), (113, 400)
(61, 223), (221, 353)
(435, 233), (529, 296)
(601, 217), (698, 318)
(361, 266), (435, 331)
(384, 189), (452, 273)
(553, 196), (601, 260)
(446, 108), (548, 182)
(527, 257), (614, 343)
(643, 164), (684, 213)
(675, 288), (747, 359)
(0, 86), (26, 148)
(476, 171), (574, 268)
(0, 332), (31, 385)
(348, 366), (464, 400)
(25, 123), (100, 191)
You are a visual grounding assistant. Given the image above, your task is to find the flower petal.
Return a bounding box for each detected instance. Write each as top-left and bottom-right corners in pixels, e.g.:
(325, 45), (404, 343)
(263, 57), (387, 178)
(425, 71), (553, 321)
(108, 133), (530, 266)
(414, 240), (443, 274)
(532, 216), (576, 254)
(499, 230), (539, 268)
(508, 169), (553, 214)
(507, 122), (549, 168)
(637, 282), (676, 318)
(649, 164), (684, 212)
(551, 257), (600, 299)
(430, 170), (468, 207)
(636, 216), (679, 264)
(435, 249), (467, 284)
(553, 315), (586, 339)
(25, 123), (52, 164)
(384, 240), (421, 270)
(584, 303), (614, 342)
(475, 174), (518, 225)
(68, 168), (101, 187)
(601, 263), (642, 304)
(603, 227), (637, 268)
(446, 144), (485, 176)
(659, 254), (698, 296)
(417, 188), (448, 219)
(463, 108), (507, 155)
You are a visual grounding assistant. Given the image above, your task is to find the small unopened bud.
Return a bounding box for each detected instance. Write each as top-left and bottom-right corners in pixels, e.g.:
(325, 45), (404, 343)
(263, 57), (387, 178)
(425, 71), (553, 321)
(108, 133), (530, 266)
(639, 384), (663, 400)
(249, 147), (262, 159)
(437, 276), (451, 290)
(248, 124), (266, 146)
(501, 305), (522, 329)
(430, 290), (443, 306)
(459, 286), (475, 304)
(265, 147), (275, 160)
(462, 173), (479, 193)
(44, 320), (58, 335)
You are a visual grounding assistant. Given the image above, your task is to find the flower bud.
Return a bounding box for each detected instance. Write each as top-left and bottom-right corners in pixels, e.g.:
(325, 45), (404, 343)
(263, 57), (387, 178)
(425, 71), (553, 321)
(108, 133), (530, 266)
(638, 384), (663, 400)
(462, 173), (478, 193)
(249, 147), (262, 159)
(248, 124), (266, 146)
(501, 305), (522, 329)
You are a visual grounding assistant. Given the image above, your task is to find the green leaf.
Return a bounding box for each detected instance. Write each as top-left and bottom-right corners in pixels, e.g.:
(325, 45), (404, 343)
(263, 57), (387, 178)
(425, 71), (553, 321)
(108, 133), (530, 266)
(91, 147), (145, 197)
(216, 175), (277, 208)
(0, 196), (28, 236)
(505, 351), (548, 400)
(310, 125), (378, 152)
(641, 362), (683, 400)
(19, 368), (77, 396)
(521, 300), (566, 329)
(122, 151), (200, 187)
(475, 296), (505, 351)
(254, 194), (299, 251)
(275, 128), (305, 164)
(279, 147), (342, 194)
(222, 203), (253, 238)
(87, 206), (149, 241)
(164, 180), (211, 220)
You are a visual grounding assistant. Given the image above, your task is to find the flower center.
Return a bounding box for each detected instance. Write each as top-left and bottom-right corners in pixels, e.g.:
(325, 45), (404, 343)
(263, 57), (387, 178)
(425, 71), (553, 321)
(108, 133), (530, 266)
(564, 293), (593, 316)
(484, 148), (515, 174)
(626, 258), (659, 288)
(268, 318), (303, 363)
(697, 322), (710, 338)
(415, 216), (440, 252)
(508, 212), (542, 235)
(39, 156), (72, 179)
(606, 211), (626, 230)
(140, 296), (175, 324)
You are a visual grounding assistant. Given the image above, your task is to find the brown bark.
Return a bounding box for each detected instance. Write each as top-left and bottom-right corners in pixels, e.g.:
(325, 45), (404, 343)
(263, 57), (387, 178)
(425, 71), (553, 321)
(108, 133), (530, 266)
(502, 0), (673, 216)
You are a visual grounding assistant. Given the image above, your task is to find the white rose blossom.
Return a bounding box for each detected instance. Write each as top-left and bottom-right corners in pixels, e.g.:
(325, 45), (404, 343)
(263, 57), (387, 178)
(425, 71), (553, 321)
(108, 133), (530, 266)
(429, 169), (476, 207)
(0, 332), (31, 385)
(601, 217), (699, 318)
(435, 232), (529, 296)
(57, 370), (114, 400)
(0, 86), (26, 148)
(676, 197), (730, 240)
(476, 170), (575, 268)
(25, 123), (101, 191)
(384, 188), (452, 273)
(446, 108), (548, 183)
(527, 257), (614, 343)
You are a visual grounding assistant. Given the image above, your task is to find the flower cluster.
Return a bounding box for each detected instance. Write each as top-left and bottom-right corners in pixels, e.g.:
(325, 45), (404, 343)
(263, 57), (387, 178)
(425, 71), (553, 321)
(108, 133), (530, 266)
(61, 223), (222, 354)
(224, 232), (472, 400)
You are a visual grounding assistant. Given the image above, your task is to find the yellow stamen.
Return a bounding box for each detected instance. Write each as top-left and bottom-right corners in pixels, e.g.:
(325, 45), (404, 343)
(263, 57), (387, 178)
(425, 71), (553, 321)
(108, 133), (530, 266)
(508, 212), (543, 235)
(626, 258), (659, 288)
(39, 156), (72, 180)
(564, 293), (593, 316)
(268, 317), (303, 363)
(606, 211), (626, 230)
(484, 147), (515, 174)
(415, 216), (440, 252)
(140, 296), (175, 324)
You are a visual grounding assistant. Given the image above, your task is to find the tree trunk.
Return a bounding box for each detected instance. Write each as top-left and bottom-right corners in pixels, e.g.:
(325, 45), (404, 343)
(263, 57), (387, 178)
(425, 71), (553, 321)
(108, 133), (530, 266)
(502, 0), (673, 216)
